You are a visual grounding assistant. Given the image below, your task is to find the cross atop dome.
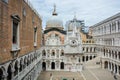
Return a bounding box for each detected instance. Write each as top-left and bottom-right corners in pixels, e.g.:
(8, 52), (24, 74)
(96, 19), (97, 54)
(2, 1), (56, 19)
(52, 4), (58, 16)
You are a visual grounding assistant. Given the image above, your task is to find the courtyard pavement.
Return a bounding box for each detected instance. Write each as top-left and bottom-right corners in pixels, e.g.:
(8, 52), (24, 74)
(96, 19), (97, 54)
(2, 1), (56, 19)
(37, 56), (120, 80)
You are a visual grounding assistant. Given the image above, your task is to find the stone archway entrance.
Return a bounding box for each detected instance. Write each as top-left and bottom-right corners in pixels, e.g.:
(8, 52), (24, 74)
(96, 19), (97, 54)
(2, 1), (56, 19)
(51, 62), (55, 69)
(42, 62), (46, 70)
(104, 61), (108, 69)
(60, 62), (64, 69)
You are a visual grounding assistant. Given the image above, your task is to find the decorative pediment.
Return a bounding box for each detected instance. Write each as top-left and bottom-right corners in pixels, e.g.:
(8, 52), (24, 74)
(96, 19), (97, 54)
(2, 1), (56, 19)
(11, 14), (20, 22)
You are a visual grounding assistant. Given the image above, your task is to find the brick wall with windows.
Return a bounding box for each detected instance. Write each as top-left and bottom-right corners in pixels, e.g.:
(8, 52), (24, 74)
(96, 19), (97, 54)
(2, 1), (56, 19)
(0, 0), (42, 63)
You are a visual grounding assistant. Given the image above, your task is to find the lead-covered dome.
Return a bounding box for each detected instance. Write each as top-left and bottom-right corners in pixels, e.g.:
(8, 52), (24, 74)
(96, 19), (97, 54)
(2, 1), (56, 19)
(46, 5), (63, 30)
(46, 16), (63, 28)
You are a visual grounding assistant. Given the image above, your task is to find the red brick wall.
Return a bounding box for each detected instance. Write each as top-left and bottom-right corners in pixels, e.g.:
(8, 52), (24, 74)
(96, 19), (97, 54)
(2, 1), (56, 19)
(0, 0), (42, 63)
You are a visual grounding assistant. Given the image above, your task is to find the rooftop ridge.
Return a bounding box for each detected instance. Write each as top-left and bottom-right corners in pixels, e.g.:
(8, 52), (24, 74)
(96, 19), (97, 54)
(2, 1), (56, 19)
(24, 0), (42, 19)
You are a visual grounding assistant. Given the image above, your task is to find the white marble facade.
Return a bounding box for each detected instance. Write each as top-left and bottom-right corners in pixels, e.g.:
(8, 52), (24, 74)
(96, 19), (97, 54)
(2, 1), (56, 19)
(91, 13), (120, 75)
(42, 7), (97, 72)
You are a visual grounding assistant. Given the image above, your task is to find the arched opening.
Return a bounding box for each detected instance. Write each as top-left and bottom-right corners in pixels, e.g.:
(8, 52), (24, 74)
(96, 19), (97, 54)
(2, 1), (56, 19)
(61, 50), (64, 56)
(93, 55), (96, 58)
(42, 62), (46, 70)
(23, 57), (27, 69)
(82, 56), (85, 62)
(14, 61), (19, 76)
(51, 62), (55, 69)
(52, 50), (55, 56)
(83, 47), (85, 51)
(60, 62), (64, 69)
(86, 47), (88, 52)
(0, 68), (3, 80)
(104, 49), (105, 55)
(32, 54), (34, 62)
(112, 51), (114, 58)
(86, 56), (88, 61)
(109, 62), (111, 70)
(19, 59), (23, 72)
(90, 47), (92, 52)
(112, 63), (114, 71)
(94, 47), (96, 52)
(7, 64), (12, 80)
(27, 58), (30, 66)
(78, 58), (80, 62)
(104, 61), (108, 69)
(90, 56), (92, 60)
(42, 50), (46, 56)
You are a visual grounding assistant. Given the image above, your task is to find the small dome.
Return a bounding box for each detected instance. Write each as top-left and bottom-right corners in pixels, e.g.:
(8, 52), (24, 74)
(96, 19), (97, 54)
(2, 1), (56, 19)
(46, 16), (63, 28)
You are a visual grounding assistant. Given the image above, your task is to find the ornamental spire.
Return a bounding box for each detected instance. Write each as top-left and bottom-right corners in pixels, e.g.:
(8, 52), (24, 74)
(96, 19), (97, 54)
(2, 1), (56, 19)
(52, 4), (58, 16)
(73, 12), (77, 20)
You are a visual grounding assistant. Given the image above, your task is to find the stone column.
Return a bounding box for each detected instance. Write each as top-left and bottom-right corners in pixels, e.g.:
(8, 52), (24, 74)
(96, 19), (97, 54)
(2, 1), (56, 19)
(116, 21), (118, 32)
(114, 63), (116, 73)
(117, 52), (119, 60)
(84, 56), (86, 62)
(80, 56), (82, 63)
(84, 47), (86, 52)
(117, 65), (119, 75)
(108, 62), (110, 70)
(3, 72), (8, 80)
(11, 68), (15, 79)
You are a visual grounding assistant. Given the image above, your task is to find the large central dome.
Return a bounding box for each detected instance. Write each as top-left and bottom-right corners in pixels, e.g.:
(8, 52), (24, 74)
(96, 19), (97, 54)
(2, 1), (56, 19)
(46, 5), (63, 30)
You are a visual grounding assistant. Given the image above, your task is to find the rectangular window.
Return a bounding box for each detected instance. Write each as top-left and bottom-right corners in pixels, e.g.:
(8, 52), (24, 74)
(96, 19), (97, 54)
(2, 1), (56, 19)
(34, 27), (37, 46)
(12, 21), (19, 51)
(13, 22), (18, 44)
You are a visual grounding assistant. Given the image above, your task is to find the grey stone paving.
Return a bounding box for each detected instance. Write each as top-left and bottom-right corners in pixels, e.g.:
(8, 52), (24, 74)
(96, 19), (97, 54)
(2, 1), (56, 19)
(37, 57), (120, 80)
(37, 71), (84, 80)
(81, 56), (120, 80)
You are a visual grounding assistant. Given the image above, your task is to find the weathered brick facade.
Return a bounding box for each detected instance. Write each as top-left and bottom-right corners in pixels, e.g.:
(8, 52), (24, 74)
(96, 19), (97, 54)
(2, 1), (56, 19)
(0, 0), (42, 63)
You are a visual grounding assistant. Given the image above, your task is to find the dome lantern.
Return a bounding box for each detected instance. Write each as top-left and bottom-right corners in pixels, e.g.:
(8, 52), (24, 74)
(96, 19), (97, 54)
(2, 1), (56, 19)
(52, 4), (58, 16)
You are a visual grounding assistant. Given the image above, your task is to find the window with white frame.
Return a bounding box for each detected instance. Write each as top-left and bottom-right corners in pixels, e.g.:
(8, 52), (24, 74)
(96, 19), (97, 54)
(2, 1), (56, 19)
(34, 27), (37, 46)
(11, 15), (20, 51)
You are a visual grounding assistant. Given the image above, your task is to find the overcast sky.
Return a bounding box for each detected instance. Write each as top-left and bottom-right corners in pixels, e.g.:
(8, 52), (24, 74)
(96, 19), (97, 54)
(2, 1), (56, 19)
(29, 0), (120, 29)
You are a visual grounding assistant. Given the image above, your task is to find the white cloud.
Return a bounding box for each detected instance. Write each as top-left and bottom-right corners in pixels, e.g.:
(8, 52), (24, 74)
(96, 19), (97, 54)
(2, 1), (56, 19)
(29, 0), (120, 29)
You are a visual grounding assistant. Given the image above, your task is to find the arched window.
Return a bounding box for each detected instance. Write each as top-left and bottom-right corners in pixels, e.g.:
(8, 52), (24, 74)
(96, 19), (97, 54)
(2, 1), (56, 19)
(42, 62), (46, 70)
(61, 50), (64, 56)
(42, 50), (46, 56)
(51, 62), (55, 69)
(52, 50), (55, 56)
(60, 62), (64, 69)
(83, 47), (84, 51)
(104, 61), (108, 69)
